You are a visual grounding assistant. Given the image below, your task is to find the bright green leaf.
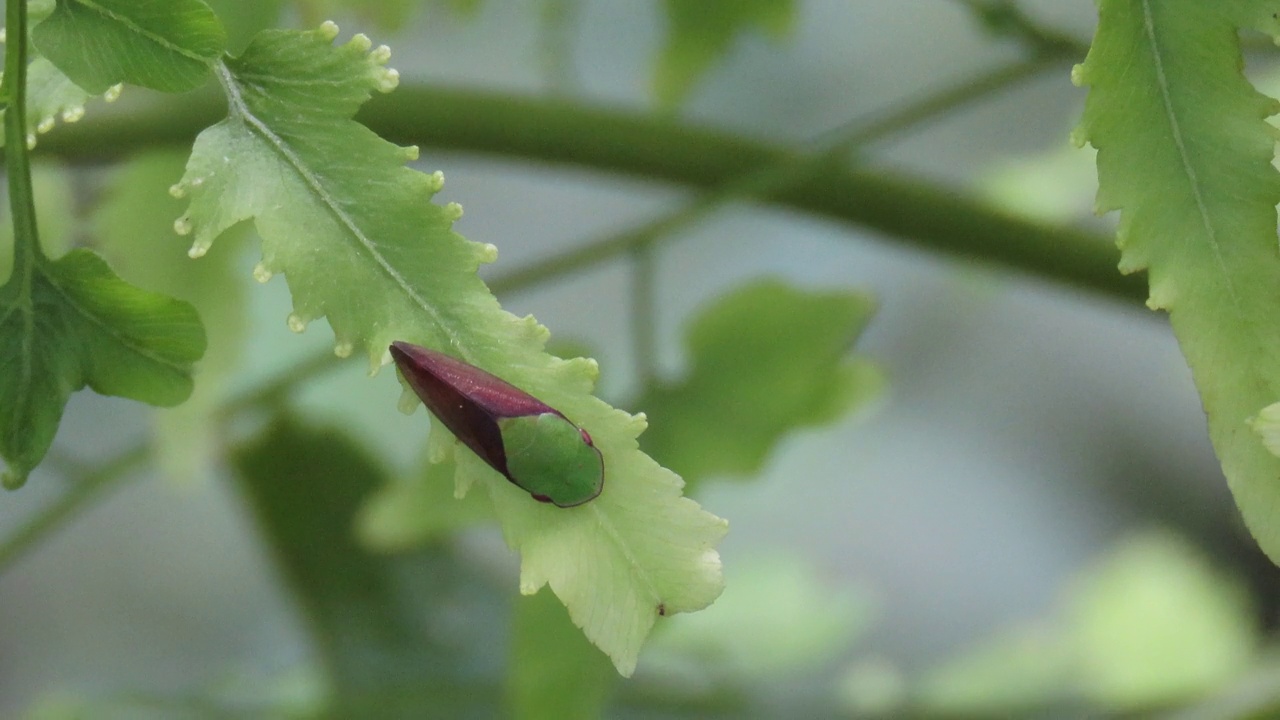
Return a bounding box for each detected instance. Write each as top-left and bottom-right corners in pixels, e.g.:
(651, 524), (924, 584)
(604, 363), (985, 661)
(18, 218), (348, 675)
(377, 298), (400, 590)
(508, 588), (615, 720)
(32, 0), (226, 93)
(1075, 1), (1280, 561)
(638, 279), (882, 489)
(654, 0), (795, 108)
(0, 249), (205, 487)
(178, 26), (726, 676)
(94, 151), (248, 484)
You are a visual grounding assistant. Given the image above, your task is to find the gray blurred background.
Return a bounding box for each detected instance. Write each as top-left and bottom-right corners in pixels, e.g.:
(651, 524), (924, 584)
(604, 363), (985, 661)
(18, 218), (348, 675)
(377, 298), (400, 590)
(0, 1), (1245, 713)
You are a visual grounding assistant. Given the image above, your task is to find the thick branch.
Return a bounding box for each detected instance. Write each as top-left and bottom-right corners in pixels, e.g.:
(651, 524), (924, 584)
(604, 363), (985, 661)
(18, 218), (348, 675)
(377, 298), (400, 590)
(39, 85), (1145, 303)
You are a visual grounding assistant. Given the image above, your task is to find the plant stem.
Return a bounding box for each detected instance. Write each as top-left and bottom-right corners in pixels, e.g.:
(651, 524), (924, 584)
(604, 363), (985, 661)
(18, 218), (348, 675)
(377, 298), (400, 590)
(489, 55), (1064, 295)
(40, 84), (1141, 304)
(2, 0), (37, 292)
(630, 241), (658, 387)
(0, 444), (148, 574)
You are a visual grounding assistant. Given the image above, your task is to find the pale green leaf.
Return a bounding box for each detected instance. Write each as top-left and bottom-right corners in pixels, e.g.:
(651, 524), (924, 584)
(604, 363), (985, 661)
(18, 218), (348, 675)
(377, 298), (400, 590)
(94, 151), (248, 484)
(178, 26), (726, 676)
(1074, 1), (1280, 560)
(0, 57), (93, 149)
(1068, 532), (1257, 708)
(638, 279), (882, 489)
(0, 249), (205, 487)
(654, 0), (795, 108)
(641, 555), (870, 682)
(32, 0), (226, 93)
(916, 530), (1257, 714)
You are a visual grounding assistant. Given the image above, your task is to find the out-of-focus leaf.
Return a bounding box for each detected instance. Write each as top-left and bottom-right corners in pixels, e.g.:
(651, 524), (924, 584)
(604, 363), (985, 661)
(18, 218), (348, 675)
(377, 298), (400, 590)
(232, 416), (507, 717)
(638, 279), (882, 490)
(508, 588), (615, 720)
(95, 150), (248, 483)
(654, 0), (795, 108)
(915, 530), (1258, 715)
(356, 453), (494, 551)
(641, 555), (870, 683)
(1068, 531), (1257, 708)
(310, 0), (420, 31)
(32, 0), (226, 93)
(0, 57), (93, 149)
(915, 622), (1071, 714)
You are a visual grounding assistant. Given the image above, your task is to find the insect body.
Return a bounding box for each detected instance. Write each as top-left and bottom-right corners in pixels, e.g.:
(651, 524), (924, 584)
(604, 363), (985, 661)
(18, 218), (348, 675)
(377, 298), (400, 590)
(389, 341), (604, 507)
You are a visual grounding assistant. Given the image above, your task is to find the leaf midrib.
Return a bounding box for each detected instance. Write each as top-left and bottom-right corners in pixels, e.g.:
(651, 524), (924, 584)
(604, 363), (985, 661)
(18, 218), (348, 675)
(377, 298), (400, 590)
(1141, 0), (1240, 310)
(214, 60), (466, 360)
(71, 0), (213, 64)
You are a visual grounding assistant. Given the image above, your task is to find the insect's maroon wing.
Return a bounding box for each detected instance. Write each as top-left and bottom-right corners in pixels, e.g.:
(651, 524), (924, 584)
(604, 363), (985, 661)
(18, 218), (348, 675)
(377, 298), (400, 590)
(390, 341), (562, 482)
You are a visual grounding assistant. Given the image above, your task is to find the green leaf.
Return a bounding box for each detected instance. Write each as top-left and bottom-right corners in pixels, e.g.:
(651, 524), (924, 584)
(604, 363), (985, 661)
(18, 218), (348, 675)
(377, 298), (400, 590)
(508, 588), (615, 720)
(1068, 532), (1257, 708)
(1074, 2), (1280, 561)
(638, 279), (882, 489)
(0, 57), (92, 149)
(916, 530), (1257, 714)
(32, 0), (226, 93)
(232, 416), (508, 716)
(178, 25), (726, 676)
(94, 150), (248, 483)
(202, 0), (284, 52)
(0, 249), (205, 487)
(654, 0), (795, 108)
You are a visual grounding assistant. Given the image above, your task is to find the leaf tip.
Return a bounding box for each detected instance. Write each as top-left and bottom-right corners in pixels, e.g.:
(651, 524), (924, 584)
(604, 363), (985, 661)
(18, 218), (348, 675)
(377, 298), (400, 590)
(318, 20), (340, 42)
(2, 467), (29, 490)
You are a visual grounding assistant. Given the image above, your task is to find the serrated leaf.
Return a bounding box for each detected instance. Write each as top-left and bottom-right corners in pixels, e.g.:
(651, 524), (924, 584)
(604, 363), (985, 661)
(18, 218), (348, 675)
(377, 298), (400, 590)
(232, 416), (506, 716)
(178, 26), (726, 676)
(654, 0), (795, 108)
(508, 588), (615, 720)
(0, 57), (92, 149)
(32, 0), (226, 93)
(1074, 2), (1280, 560)
(94, 151), (248, 483)
(0, 249), (205, 487)
(638, 279), (882, 489)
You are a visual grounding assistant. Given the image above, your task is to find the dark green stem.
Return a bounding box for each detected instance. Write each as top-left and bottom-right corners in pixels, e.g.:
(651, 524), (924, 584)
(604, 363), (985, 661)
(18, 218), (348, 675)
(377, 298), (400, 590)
(630, 241), (658, 387)
(3, 0), (37, 290)
(489, 56), (1065, 295)
(40, 84), (1142, 304)
(0, 444), (148, 573)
